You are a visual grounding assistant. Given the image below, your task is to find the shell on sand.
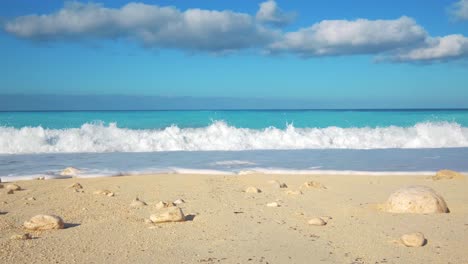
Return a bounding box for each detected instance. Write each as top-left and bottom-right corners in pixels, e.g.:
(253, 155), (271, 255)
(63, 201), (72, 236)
(266, 202), (280, 207)
(432, 170), (464, 180)
(268, 180), (288, 189)
(94, 190), (114, 197)
(308, 217), (327, 226)
(130, 198), (147, 208)
(401, 232), (426, 247)
(68, 183), (83, 189)
(60, 167), (81, 176)
(10, 233), (32, 240)
(150, 207), (185, 223)
(245, 186), (261, 193)
(23, 215), (64, 231)
(302, 181), (327, 190)
(6, 184), (21, 191)
(385, 185), (448, 214)
(155, 201), (175, 210)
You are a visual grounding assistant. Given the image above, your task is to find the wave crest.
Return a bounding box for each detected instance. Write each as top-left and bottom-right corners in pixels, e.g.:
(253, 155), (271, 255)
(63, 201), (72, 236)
(1, 121), (467, 154)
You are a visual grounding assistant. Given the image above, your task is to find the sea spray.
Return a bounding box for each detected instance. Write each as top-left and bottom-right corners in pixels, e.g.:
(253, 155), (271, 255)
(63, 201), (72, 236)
(0, 121), (467, 154)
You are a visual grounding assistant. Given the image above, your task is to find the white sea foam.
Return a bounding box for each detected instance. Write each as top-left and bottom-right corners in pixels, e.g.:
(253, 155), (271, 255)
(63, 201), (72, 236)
(1, 121), (468, 154)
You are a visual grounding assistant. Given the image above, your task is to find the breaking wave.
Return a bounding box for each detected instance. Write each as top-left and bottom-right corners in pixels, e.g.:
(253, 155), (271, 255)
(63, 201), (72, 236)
(1, 121), (468, 154)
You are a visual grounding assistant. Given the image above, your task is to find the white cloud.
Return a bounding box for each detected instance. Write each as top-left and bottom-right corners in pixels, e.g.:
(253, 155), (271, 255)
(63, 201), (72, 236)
(269, 16), (427, 56)
(388, 34), (468, 62)
(4, 2), (277, 52)
(450, 0), (468, 20)
(256, 0), (296, 27)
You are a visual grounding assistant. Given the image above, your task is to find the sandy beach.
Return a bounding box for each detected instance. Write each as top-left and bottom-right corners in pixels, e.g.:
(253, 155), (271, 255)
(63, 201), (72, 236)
(0, 173), (467, 263)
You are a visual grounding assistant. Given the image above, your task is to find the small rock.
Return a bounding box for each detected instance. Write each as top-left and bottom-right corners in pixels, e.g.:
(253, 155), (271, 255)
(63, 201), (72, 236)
(23, 215), (64, 231)
(155, 201), (175, 210)
(245, 186), (261, 193)
(285, 190), (302, 195)
(269, 180), (287, 188)
(150, 207), (185, 223)
(10, 233), (32, 240)
(308, 217), (327, 226)
(24, 197), (36, 201)
(94, 190), (114, 196)
(6, 184), (21, 191)
(68, 183), (83, 189)
(385, 185), (449, 214)
(173, 199), (185, 205)
(60, 167), (81, 176)
(266, 202), (280, 207)
(400, 232), (426, 247)
(302, 181), (327, 189)
(433, 170), (464, 180)
(130, 198), (147, 208)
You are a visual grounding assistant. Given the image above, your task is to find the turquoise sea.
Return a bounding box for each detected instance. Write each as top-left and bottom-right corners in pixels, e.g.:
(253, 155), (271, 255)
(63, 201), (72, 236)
(1, 110), (468, 180)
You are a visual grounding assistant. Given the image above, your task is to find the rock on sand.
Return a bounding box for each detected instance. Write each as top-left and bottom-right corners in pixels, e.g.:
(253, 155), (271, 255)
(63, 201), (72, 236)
(432, 170), (464, 180)
(245, 186), (261, 193)
(23, 215), (65, 231)
(6, 184), (21, 191)
(308, 217), (327, 226)
(266, 202), (280, 207)
(385, 185), (449, 214)
(150, 207), (185, 223)
(10, 233), (32, 240)
(401, 232), (427, 247)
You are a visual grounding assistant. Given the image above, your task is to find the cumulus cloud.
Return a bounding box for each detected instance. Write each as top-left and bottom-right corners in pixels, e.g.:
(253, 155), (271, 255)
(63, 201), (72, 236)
(450, 0), (468, 20)
(268, 16), (427, 56)
(4, 2), (277, 52)
(256, 0), (296, 27)
(388, 35), (468, 62)
(3, 2), (468, 63)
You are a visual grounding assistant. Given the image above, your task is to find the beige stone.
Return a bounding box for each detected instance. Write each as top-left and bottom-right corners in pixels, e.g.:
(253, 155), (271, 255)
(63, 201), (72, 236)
(385, 185), (448, 214)
(308, 218), (327, 226)
(173, 199), (185, 205)
(245, 186), (261, 193)
(150, 207), (185, 223)
(433, 170), (464, 180)
(401, 232), (426, 247)
(266, 202), (280, 207)
(6, 184), (21, 191)
(23, 215), (64, 231)
(10, 233), (32, 240)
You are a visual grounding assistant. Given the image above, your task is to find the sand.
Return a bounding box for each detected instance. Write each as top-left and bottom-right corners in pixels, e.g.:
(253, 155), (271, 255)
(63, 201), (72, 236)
(0, 173), (467, 263)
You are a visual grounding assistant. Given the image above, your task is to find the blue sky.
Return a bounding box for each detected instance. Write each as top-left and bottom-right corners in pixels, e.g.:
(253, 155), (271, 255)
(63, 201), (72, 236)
(1, 0), (468, 108)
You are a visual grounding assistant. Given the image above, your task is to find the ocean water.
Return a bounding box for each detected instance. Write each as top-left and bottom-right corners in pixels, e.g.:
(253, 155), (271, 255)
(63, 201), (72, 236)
(1, 110), (468, 179)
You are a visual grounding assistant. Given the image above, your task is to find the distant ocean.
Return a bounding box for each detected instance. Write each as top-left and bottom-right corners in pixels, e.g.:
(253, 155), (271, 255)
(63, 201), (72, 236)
(1, 110), (468, 180)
